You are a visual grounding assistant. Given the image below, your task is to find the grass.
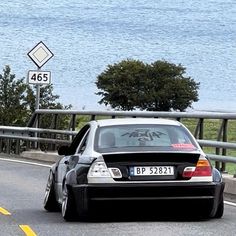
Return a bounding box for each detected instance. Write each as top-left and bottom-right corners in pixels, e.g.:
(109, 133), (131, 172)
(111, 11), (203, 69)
(181, 118), (236, 175)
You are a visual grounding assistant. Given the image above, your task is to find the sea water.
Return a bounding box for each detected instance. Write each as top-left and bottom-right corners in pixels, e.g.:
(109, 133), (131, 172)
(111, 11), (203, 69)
(0, 0), (236, 111)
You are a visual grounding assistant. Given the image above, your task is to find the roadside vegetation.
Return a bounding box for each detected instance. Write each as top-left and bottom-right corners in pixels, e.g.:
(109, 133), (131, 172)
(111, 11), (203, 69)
(96, 59), (199, 112)
(0, 65), (71, 127)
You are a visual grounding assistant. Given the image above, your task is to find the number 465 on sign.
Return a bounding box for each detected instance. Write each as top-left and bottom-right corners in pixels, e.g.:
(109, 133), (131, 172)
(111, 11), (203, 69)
(28, 70), (51, 85)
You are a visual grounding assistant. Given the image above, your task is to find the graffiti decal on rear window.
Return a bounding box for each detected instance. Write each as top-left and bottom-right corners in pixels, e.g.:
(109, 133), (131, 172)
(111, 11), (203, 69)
(122, 129), (166, 142)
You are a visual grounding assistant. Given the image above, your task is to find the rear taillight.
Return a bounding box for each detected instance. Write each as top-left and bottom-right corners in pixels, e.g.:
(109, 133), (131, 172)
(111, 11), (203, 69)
(183, 159), (212, 178)
(192, 160), (212, 176)
(87, 161), (111, 178)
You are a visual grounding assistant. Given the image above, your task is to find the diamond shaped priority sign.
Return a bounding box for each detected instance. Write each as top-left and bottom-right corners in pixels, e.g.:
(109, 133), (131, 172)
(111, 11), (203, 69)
(27, 41), (54, 68)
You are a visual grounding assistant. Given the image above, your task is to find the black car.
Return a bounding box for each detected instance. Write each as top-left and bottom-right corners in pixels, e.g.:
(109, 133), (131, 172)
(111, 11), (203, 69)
(43, 118), (224, 221)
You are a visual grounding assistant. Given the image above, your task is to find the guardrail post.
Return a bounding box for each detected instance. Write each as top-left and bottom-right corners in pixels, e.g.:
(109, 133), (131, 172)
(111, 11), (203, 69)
(0, 138), (2, 152)
(71, 114), (76, 131)
(216, 119), (228, 172)
(53, 114), (58, 130)
(215, 121), (223, 170)
(6, 139), (10, 154)
(199, 118), (204, 140)
(194, 118), (204, 139)
(34, 113), (41, 149)
(26, 140), (30, 151)
(221, 119), (228, 172)
(46, 114), (58, 151)
(16, 139), (20, 155)
(27, 112), (37, 127)
(90, 115), (96, 121)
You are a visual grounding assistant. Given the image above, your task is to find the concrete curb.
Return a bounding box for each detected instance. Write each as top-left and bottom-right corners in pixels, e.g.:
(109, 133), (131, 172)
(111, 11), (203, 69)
(223, 174), (236, 203)
(21, 150), (60, 163)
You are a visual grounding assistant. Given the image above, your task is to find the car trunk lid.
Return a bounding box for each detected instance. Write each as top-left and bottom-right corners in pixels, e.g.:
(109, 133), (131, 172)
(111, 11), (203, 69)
(103, 152), (201, 181)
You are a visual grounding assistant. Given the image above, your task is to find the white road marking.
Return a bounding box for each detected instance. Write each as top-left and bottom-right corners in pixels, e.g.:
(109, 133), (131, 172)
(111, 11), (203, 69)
(224, 201), (236, 207)
(0, 157), (52, 168)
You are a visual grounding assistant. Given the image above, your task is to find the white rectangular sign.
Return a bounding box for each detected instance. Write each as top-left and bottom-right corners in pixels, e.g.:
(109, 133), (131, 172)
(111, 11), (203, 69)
(28, 70), (51, 85)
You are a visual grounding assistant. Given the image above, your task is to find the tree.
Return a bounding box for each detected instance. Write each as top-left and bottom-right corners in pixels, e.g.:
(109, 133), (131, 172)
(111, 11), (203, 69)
(96, 59), (148, 110)
(25, 84), (72, 129)
(0, 65), (30, 125)
(27, 84), (71, 112)
(0, 65), (71, 126)
(96, 59), (199, 111)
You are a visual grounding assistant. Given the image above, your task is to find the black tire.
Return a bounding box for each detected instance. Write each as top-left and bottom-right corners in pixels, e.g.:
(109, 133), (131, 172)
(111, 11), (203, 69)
(44, 171), (60, 212)
(61, 184), (77, 221)
(214, 198), (224, 218)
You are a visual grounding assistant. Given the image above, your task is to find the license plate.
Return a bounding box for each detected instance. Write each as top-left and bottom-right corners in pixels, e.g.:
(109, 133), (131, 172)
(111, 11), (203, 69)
(130, 166), (174, 176)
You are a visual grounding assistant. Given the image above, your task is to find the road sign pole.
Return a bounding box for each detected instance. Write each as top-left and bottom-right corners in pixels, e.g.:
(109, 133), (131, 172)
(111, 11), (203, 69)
(35, 66), (41, 122)
(35, 84), (40, 110)
(35, 83), (40, 149)
(35, 68), (40, 149)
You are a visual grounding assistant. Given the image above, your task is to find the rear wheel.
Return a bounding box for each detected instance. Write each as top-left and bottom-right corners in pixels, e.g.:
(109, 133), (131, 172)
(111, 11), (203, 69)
(61, 183), (90, 221)
(44, 171), (59, 211)
(62, 184), (77, 221)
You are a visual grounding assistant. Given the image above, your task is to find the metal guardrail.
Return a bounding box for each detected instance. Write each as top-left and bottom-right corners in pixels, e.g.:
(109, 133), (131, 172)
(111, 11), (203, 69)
(198, 140), (236, 150)
(208, 154), (236, 164)
(1, 128), (236, 163)
(33, 109), (236, 119)
(1, 109), (236, 174)
(197, 140), (236, 163)
(0, 126), (76, 154)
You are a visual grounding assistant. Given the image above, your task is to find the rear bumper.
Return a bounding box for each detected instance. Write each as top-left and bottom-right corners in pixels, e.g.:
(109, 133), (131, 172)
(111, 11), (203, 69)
(86, 183), (223, 201)
(72, 182), (224, 201)
(71, 182), (224, 216)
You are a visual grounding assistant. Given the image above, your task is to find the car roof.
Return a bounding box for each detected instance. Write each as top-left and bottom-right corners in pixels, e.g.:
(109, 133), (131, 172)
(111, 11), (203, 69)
(95, 118), (181, 127)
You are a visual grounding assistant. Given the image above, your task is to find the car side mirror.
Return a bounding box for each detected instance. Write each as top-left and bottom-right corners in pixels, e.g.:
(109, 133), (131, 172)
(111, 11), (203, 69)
(58, 146), (72, 156)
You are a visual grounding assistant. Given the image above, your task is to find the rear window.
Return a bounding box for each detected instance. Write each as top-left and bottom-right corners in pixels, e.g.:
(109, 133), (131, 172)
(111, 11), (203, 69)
(95, 124), (198, 152)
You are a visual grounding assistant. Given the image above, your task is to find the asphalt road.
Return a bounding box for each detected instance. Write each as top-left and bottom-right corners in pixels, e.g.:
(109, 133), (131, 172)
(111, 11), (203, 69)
(0, 156), (236, 236)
